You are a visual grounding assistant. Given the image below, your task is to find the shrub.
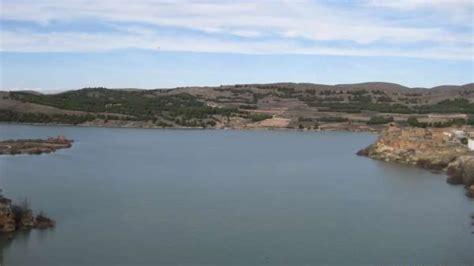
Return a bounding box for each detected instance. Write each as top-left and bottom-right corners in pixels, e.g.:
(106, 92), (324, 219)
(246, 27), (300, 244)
(407, 117), (424, 127)
(249, 113), (272, 122)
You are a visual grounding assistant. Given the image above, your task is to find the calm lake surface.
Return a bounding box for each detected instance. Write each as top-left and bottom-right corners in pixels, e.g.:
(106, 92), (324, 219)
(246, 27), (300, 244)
(0, 124), (473, 265)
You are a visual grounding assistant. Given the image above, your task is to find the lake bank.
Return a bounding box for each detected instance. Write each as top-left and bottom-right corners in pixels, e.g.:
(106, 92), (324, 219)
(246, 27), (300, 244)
(0, 120), (382, 133)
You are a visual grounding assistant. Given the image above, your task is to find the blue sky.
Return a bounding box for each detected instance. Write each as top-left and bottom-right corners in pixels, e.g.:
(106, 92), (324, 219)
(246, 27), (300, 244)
(1, 0), (473, 91)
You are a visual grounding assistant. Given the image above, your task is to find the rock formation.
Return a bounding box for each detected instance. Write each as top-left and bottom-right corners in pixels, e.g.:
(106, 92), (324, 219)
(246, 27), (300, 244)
(358, 125), (474, 198)
(0, 198), (15, 233)
(0, 196), (55, 235)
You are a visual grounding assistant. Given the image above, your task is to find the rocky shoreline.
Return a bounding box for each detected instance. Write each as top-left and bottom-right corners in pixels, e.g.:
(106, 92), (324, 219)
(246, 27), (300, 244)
(0, 196), (55, 237)
(357, 125), (474, 198)
(0, 136), (73, 155)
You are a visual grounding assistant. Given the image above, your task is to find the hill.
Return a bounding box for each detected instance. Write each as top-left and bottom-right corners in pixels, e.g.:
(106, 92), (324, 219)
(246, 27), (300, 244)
(1, 82), (474, 131)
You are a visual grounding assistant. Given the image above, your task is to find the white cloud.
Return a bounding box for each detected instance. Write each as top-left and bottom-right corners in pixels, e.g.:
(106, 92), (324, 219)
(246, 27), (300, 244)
(2, 29), (472, 60)
(364, 0), (474, 24)
(0, 0), (472, 59)
(366, 0), (473, 10)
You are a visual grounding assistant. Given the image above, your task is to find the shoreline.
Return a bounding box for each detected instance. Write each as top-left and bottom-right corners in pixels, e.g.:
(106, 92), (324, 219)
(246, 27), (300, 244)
(357, 125), (474, 199)
(0, 121), (381, 134)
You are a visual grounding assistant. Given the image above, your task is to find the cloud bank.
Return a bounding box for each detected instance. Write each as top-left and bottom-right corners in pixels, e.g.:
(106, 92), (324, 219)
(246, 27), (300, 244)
(1, 0), (473, 60)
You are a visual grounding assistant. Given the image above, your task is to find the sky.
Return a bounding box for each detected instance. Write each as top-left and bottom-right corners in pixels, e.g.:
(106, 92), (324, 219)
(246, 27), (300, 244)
(0, 0), (473, 91)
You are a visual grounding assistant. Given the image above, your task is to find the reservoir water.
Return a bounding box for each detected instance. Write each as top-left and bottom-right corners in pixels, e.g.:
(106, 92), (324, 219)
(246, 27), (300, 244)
(0, 124), (473, 265)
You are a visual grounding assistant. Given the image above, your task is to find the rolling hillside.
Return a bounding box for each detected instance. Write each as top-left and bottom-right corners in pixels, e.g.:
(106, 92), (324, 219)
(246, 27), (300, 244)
(1, 82), (474, 131)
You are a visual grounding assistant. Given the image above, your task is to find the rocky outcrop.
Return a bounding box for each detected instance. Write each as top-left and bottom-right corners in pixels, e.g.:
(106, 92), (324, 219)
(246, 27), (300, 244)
(14, 208), (35, 230)
(446, 156), (474, 184)
(446, 156), (474, 198)
(0, 136), (73, 155)
(358, 125), (474, 198)
(0, 196), (55, 235)
(0, 198), (15, 233)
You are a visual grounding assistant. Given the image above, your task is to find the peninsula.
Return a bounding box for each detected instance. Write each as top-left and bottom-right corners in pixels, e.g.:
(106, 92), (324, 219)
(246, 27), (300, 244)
(358, 125), (474, 198)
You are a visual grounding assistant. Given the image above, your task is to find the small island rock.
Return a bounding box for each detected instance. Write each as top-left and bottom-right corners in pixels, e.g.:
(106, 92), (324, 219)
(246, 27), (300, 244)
(0, 136), (73, 155)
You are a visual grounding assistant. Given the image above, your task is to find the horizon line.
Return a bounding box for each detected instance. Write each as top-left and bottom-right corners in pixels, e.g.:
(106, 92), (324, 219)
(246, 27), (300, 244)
(3, 81), (474, 94)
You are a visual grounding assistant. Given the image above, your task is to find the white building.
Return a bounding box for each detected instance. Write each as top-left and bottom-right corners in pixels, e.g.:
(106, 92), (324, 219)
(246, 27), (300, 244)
(469, 139), (474, 151)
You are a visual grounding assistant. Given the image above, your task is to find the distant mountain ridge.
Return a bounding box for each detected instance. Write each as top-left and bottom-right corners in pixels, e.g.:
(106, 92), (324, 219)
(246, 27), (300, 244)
(3, 82), (473, 95)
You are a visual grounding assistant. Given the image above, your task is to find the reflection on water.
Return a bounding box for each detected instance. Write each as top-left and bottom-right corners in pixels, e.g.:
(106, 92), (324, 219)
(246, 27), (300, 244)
(471, 213), (474, 234)
(0, 230), (31, 264)
(0, 220), (57, 264)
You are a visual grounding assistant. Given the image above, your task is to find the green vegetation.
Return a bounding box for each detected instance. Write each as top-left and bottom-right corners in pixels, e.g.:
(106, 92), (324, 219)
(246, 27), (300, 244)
(4, 85), (474, 128)
(11, 89), (234, 118)
(249, 113), (272, 122)
(0, 110), (100, 125)
(407, 117), (422, 127)
(407, 117), (466, 128)
(347, 90), (368, 95)
(350, 94), (372, 103)
(9, 88), (243, 127)
(239, 105), (258, 109)
(300, 92), (474, 114)
(414, 98), (474, 114)
(432, 118), (466, 128)
(307, 101), (413, 113)
(377, 96), (394, 102)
